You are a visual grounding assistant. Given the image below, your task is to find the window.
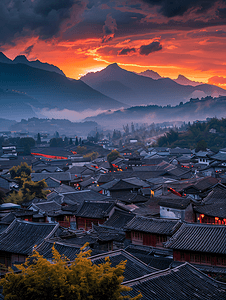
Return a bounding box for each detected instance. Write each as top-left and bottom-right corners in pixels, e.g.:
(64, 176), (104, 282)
(180, 252), (185, 261)
(201, 255), (206, 264)
(195, 254), (200, 263)
(156, 235), (167, 244)
(190, 254), (195, 262)
(206, 255), (211, 265)
(132, 231), (143, 240)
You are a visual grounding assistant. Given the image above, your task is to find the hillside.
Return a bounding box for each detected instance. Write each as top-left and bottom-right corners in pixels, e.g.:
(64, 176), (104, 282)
(157, 118), (226, 151)
(9, 118), (99, 136)
(85, 96), (226, 129)
(0, 62), (126, 114)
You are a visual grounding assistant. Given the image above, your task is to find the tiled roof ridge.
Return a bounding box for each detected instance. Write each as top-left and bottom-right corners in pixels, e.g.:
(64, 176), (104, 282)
(90, 249), (158, 271)
(122, 262), (226, 286)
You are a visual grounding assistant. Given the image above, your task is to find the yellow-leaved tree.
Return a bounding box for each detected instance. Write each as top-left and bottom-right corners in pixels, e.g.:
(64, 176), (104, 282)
(6, 162), (49, 204)
(0, 244), (142, 300)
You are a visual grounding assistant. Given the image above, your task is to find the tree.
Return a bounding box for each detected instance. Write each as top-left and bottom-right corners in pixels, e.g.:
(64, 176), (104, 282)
(64, 136), (68, 145)
(50, 138), (64, 147)
(0, 245), (141, 300)
(83, 152), (99, 161)
(36, 133), (41, 145)
(6, 179), (49, 204)
(21, 179), (49, 201)
(107, 150), (122, 163)
(76, 145), (87, 154)
(19, 137), (35, 155)
(10, 163), (32, 180)
(196, 139), (207, 152)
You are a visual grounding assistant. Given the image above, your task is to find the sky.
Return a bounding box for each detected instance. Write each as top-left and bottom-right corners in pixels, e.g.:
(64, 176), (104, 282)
(1, 0), (226, 87)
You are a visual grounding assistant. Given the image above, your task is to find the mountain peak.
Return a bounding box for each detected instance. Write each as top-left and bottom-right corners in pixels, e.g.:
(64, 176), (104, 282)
(13, 55), (29, 63)
(0, 52), (12, 63)
(106, 63), (121, 70)
(177, 74), (187, 80)
(138, 69), (162, 80)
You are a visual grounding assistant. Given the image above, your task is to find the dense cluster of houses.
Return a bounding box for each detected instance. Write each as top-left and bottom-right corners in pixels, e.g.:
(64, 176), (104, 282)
(0, 144), (225, 299)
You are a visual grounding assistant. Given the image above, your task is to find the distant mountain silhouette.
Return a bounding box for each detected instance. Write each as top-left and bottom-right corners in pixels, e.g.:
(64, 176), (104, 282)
(137, 70), (162, 80)
(137, 70), (203, 86)
(81, 64), (225, 106)
(0, 62), (126, 114)
(0, 52), (66, 76)
(174, 74), (202, 87)
(13, 55), (66, 76)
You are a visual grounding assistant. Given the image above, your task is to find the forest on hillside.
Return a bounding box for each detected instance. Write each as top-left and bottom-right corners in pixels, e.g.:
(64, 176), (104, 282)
(157, 118), (226, 151)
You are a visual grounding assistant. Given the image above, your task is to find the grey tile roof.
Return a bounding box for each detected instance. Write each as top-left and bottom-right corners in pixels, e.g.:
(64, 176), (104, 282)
(35, 239), (82, 261)
(91, 249), (158, 282)
(123, 263), (226, 299)
(125, 216), (181, 235)
(32, 201), (62, 213)
(0, 219), (58, 255)
(166, 223), (226, 254)
(76, 200), (115, 219)
(92, 225), (125, 242)
(103, 209), (135, 229)
(61, 190), (110, 202)
(158, 196), (191, 209)
(31, 172), (71, 182)
(194, 184), (226, 218)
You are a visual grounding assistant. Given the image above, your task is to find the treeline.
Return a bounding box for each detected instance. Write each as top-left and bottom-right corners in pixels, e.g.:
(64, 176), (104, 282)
(157, 118), (226, 151)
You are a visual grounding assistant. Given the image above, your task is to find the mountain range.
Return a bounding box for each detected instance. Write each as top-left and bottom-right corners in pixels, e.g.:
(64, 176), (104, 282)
(0, 52), (65, 76)
(137, 70), (202, 86)
(0, 60), (126, 119)
(81, 63), (225, 106)
(0, 51), (226, 123)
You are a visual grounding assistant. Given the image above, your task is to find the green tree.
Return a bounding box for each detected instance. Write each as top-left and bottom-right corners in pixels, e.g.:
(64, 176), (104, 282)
(0, 245), (141, 300)
(196, 139), (207, 152)
(64, 136), (68, 145)
(36, 133), (41, 145)
(107, 150), (122, 163)
(50, 138), (64, 147)
(19, 138), (35, 155)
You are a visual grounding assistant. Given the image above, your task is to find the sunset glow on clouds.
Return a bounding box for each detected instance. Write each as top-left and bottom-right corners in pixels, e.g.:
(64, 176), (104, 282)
(1, 0), (226, 86)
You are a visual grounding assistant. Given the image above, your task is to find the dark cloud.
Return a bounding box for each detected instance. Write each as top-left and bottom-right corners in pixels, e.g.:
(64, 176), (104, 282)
(22, 44), (34, 56)
(142, 0), (226, 18)
(102, 14), (117, 43)
(139, 41), (162, 55)
(118, 48), (136, 55)
(0, 0), (83, 45)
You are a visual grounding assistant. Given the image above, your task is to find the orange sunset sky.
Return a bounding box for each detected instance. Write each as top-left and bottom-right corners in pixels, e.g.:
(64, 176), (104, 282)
(1, 0), (226, 87)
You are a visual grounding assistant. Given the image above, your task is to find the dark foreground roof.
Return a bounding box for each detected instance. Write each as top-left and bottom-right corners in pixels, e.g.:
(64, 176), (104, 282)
(0, 220), (58, 255)
(123, 263), (226, 300)
(91, 249), (158, 282)
(166, 223), (226, 254)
